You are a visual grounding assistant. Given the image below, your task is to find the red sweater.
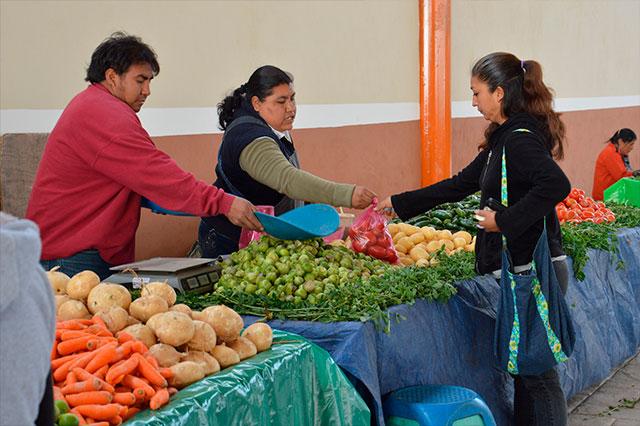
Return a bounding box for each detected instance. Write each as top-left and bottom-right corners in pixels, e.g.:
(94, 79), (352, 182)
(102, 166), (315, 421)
(592, 143), (633, 201)
(26, 84), (234, 264)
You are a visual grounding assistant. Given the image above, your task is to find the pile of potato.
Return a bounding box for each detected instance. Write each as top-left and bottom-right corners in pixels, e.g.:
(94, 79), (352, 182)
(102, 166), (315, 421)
(48, 269), (273, 389)
(387, 223), (475, 267)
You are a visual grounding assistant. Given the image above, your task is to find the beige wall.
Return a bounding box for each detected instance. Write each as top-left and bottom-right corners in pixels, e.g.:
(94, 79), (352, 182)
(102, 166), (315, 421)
(451, 0), (640, 102)
(0, 0), (418, 109)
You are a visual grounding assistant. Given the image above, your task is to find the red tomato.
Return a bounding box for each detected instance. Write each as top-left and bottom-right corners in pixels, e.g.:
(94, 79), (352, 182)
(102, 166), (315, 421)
(352, 239), (366, 253)
(364, 231), (378, 244)
(368, 245), (387, 259)
(385, 248), (398, 261)
(557, 210), (567, 221)
(566, 199), (578, 208)
(566, 210), (578, 220)
(605, 213), (616, 222)
(593, 217), (604, 224)
(581, 211), (595, 219)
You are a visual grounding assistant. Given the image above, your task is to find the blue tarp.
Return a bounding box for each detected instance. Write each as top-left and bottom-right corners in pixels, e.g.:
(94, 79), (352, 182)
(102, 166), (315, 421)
(246, 227), (640, 426)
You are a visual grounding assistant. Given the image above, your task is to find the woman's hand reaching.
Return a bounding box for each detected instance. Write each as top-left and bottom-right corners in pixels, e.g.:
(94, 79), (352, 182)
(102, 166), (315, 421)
(351, 186), (377, 209)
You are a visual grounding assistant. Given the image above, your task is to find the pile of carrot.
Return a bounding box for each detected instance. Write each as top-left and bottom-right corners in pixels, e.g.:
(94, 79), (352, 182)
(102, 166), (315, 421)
(51, 316), (177, 425)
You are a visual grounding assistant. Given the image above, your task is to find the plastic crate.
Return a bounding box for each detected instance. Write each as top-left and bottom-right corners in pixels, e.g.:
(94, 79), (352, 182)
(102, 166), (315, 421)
(383, 385), (496, 426)
(604, 177), (640, 207)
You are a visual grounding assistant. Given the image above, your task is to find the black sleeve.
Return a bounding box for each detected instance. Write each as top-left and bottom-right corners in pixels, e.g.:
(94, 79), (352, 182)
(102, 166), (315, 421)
(494, 134), (571, 241)
(390, 150), (488, 221)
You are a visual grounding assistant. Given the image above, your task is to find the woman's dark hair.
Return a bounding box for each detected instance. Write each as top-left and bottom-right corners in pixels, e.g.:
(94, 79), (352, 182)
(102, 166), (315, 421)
(472, 52), (566, 160)
(85, 32), (160, 84)
(217, 65), (293, 130)
(608, 128), (637, 144)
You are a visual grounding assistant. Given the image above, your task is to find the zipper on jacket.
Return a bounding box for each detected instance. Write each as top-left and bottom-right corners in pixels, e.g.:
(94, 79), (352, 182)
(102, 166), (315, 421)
(480, 149), (493, 195)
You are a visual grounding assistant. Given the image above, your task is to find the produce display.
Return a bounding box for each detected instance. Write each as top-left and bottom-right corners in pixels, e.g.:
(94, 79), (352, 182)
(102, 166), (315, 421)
(387, 223), (475, 267)
(215, 237), (390, 304)
(556, 187), (616, 224)
(348, 206), (399, 263)
(48, 271), (274, 421)
(399, 194), (480, 234)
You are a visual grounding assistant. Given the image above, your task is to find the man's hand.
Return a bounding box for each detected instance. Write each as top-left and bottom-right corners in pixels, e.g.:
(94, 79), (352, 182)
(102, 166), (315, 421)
(374, 197), (396, 218)
(474, 209), (500, 232)
(351, 186), (376, 209)
(225, 197), (263, 231)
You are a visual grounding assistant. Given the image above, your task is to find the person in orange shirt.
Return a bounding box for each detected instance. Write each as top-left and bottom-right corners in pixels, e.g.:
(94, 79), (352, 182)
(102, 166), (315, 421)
(592, 128), (638, 200)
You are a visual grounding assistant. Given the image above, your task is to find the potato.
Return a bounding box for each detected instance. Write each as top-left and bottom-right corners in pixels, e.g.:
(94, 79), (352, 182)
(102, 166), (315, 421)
(191, 311), (205, 321)
(227, 336), (257, 360)
(241, 323), (273, 352)
(149, 343), (182, 367)
(187, 320), (217, 352)
(387, 223), (400, 235)
(181, 351), (220, 376)
(399, 257), (415, 266)
(420, 227), (437, 241)
(426, 240), (444, 253)
(170, 304), (192, 317)
(210, 345), (240, 369)
(55, 295), (72, 313)
(464, 243), (475, 252)
(453, 237), (468, 249)
(409, 246), (429, 262)
(121, 324), (156, 349)
(141, 282), (177, 307)
(415, 258), (430, 267)
(58, 300), (91, 320)
(129, 295), (168, 322)
(201, 305), (244, 344)
(153, 312), (195, 347)
(66, 270), (100, 300)
(394, 243), (407, 254)
(127, 315), (141, 326)
(453, 231), (472, 245)
(440, 239), (455, 251)
(396, 237), (414, 253)
(392, 232), (407, 244)
(95, 306), (129, 333)
(169, 361), (205, 389)
(47, 266), (70, 295)
(409, 232), (425, 245)
(87, 283), (132, 314)
(436, 230), (453, 240)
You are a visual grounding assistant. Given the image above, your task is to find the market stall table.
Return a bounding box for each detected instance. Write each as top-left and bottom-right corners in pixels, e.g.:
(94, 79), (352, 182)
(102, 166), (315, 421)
(125, 330), (370, 425)
(246, 226), (640, 426)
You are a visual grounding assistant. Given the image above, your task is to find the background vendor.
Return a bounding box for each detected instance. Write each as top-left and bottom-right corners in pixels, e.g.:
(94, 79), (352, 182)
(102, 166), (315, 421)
(592, 128), (638, 200)
(199, 65), (376, 257)
(26, 33), (262, 280)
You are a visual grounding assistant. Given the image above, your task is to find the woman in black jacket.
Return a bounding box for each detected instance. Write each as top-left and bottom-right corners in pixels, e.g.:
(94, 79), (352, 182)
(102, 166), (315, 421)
(378, 52), (571, 425)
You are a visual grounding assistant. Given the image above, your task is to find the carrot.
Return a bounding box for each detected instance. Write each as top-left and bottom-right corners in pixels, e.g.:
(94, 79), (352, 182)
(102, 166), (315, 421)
(109, 415), (123, 426)
(51, 341), (59, 360)
(58, 336), (99, 356)
(57, 319), (92, 329)
(54, 357), (82, 382)
(61, 379), (102, 395)
(123, 375), (155, 399)
(144, 353), (159, 368)
(116, 332), (134, 344)
(94, 365), (109, 380)
(122, 407), (140, 421)
(134, 353), (166, 388)
(91, 315), (109, 330)
(72, 368), (115, 394)
(66, 371), (77, 386)
(85, 343), (118, 373)
(113, 386), (131, 393)
(53, 385), (65, 403)
(158, 368), (173, 379)
(56, 329), (65, 339)
(69, 408), (88, 425)
(149, 388), (170, 410)
(105, 356), (139, 385)
(112, 342), (133, 363)
(73, 404), (120, 420)
(61, 330), (94, 341)
(85, 422), (109, 426)
(52, 353), (81, 370)
(65, 391), (113, 407)
(130, 340), (148, 354)
(167, 387), (178, 396)
(112, 392), (136, 406)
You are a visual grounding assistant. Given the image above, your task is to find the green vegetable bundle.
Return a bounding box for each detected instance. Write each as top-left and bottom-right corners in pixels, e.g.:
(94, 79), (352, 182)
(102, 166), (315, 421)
(401, 194), (480, 234)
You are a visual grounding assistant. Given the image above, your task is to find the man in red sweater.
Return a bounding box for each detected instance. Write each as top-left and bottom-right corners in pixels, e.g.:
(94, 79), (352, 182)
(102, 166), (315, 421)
(26, 32), (261, 279)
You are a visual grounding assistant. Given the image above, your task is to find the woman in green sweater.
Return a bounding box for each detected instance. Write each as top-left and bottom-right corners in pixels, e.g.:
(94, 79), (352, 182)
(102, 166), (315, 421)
(199, 65), (375, 257)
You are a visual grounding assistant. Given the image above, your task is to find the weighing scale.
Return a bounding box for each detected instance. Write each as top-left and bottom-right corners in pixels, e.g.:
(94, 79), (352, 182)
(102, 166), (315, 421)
(106, 257), (223, 294)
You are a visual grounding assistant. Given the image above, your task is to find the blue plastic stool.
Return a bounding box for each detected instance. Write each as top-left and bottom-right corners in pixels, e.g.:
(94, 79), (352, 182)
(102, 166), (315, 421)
(383, 385), (496, 426)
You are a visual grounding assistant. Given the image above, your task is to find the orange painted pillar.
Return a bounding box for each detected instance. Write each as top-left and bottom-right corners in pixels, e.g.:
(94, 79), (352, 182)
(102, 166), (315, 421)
(419, 0), (451, 186)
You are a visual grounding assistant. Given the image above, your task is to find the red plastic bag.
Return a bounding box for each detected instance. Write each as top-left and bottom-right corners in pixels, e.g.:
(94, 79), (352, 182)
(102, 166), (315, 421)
(348, 200), (398, 264)
(239, 205), (274, 249)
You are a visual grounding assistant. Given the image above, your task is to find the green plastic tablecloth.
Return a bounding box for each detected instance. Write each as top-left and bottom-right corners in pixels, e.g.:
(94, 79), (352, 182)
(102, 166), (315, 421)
(124, 330), (370, 425)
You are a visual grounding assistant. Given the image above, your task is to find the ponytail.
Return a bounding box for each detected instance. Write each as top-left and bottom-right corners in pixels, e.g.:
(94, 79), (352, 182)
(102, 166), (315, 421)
(472, 52), (566, 160)
(608, 128), (637, 144)
(217, 85), (247, 130)
(217, 65), (293, 131)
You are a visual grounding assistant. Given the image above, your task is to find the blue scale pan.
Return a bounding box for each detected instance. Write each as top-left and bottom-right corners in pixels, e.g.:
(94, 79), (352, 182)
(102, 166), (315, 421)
(255, 204), (339, 240)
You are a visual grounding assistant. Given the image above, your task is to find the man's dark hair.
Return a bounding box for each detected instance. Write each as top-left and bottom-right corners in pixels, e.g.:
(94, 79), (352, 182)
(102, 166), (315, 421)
(85, 32), (160, 83)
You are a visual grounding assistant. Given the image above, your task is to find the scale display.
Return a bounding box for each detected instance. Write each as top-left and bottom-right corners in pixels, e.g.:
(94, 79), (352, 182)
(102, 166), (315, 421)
(106, 257), (223, 294)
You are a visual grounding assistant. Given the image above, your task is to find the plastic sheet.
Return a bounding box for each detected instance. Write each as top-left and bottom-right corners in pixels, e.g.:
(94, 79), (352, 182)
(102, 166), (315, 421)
(246, 227), (640, 426)
(124, 330), (370, 426)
